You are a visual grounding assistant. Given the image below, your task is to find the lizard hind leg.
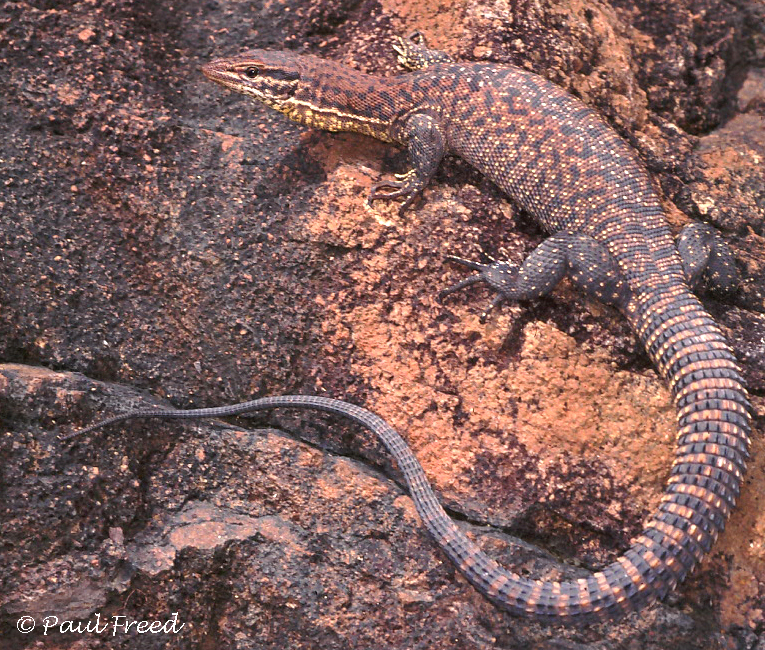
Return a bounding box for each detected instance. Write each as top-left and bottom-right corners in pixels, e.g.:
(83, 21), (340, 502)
(392, 31), (454, 71)
(440, 232), (631, 320)
(677, 222), (739, 295)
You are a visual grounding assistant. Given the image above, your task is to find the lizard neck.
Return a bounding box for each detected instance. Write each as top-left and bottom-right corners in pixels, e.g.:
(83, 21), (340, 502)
(285, 58), (407, 143)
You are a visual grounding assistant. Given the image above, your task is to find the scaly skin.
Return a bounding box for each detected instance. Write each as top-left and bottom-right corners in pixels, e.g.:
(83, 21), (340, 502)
(73, 34), (751, 624)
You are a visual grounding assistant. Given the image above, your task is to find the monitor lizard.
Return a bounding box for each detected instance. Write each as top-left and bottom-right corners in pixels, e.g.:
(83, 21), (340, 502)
(68, 33), (751, 624)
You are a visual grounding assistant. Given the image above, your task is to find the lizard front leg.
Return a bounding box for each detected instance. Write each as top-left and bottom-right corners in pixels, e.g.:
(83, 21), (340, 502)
(440, 233), (631, 320)
(368, 112), (446, 216)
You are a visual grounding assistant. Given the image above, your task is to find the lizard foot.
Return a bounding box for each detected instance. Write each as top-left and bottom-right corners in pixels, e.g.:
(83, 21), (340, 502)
(678, 223), (739, 296)
(368, 170), (423, 216)
(439, 256), (518, 323)
(392, 31), (454, 71)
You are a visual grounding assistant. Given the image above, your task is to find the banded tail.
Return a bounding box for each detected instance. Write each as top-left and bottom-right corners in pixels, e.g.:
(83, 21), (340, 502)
(66, 289), (750, 624)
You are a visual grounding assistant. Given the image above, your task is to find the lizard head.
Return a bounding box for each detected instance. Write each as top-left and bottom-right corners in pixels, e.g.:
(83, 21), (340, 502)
(202, 51), (303, 116)
(203, 50), (397, 141)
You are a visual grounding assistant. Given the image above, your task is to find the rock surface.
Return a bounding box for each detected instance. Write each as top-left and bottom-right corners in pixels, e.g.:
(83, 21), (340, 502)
(1, 0), (764, 648)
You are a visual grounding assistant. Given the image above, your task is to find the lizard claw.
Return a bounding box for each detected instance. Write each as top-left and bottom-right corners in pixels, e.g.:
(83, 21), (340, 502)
(479, 294), (508, 323)
(438, 256), (491, 302)
(368, 180), (406, 200)
(392, 37), (407, 58)
(439, 255), (516, 321)
(406, 30), (427, 45)
(391, 31), (450, 71)
(367, 173), (423, 216)
(392, 32), (426, 57)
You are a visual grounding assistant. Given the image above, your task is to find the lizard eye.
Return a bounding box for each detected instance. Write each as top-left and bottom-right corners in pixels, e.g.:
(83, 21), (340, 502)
(244, 66), (259, 78)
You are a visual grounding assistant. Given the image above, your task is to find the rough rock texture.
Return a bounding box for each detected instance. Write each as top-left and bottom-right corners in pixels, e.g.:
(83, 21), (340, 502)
(1, 0), (764, 648)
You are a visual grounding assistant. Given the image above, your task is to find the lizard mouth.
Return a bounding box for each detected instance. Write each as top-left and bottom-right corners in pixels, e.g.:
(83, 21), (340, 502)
(201, 60), (234, 86)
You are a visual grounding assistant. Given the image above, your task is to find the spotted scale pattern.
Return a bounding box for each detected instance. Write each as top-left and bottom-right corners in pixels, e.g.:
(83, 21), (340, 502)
(139, 35), (753, 623)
